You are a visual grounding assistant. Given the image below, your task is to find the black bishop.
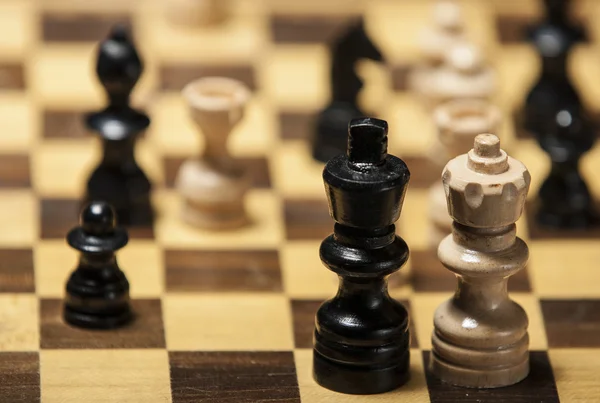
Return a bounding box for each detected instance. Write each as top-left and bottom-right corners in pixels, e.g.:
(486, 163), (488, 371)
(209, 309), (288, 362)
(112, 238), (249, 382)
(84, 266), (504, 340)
(85, 25), (153, 227)
(523, 0), (598, 229)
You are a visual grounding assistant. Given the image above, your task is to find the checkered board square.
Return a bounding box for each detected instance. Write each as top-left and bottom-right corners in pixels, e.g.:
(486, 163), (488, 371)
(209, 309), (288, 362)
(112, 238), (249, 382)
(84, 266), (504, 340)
(0, 0), (598, 402)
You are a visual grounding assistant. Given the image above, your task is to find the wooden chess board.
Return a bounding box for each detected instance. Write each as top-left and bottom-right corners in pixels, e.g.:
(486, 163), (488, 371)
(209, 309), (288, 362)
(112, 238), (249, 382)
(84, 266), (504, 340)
(0, 0), (599, 401)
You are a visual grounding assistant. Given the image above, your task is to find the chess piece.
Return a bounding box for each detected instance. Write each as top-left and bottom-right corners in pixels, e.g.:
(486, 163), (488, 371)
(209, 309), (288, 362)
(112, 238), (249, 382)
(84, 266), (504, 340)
(85, 25), (153, 227)
(64, 201), (132, 329)
(313, 117), (411, 394)
(419, 0), (465, 67)
(412, 42), (496, 107)
(430, 134), (531, 388)
(166, 0), (228, 27)
(311, 18), (384, 163)
(429, 99), (502, 249)
(175, 77), (252, 230)
(523, 0), (597, 229)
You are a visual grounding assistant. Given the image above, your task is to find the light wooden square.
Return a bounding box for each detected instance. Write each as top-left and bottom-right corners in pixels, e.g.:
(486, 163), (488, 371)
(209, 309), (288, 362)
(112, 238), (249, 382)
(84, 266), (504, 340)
(281, 240), (336, 300)
(0, 93), (37, 151)
(30, 44), (104, 108)
(155, 189), (284, 249)
(31, 139), (97, 198)
(138, 2), (267, 63)
(0, 294), (39, 351)
(35, 240), (164, 298)
(495, 46), (538, 111)
(40, 349), (172, 403)
(572, 46), (600, 112)
(582, 142), (600, 199)
(398, 189), (429, 251)
(0, 190), (37, 247)
(512, 293), (547, 350)
(529, 241), (600, 298)
(411, 292), (448, 350)
(119, 241), (165, 298)
(510, 139), (549, 200)
(386, 94), (435, 158)
(164, 293), (294, 351)
(267, 0), (364, 14)
(272, 141), (326, 199)
(294, 348), (429, 403)
(550, 349), (600, 403)
(260, 45), (329, 110)
(0, 0), (36, 60)
(34, 240), (76, 298)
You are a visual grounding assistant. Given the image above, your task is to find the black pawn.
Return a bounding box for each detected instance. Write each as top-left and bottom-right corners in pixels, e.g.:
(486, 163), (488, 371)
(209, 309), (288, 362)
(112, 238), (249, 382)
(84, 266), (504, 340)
(85, 25), (153, 227)
(64, 201), (132, 329)
(311, 19), (384, 163)
(523, 1), (598, 229)
(313, 118), (411, 394)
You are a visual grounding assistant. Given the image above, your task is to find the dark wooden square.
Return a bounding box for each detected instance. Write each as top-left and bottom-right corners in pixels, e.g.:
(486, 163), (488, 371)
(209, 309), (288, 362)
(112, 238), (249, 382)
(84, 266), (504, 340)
(0, 249), (34, 293)
(525, 202), (600, 241)
(495, 15), (534, 44)
(391, 63), (413, 92)
(291, 299), (418, 349)
(0, 352), (39, 402)
(0, 64), (25, 90)
(271, 14), (361, 44)
(40, 298), (166, 349)
(40, 199), (155, 240)
(541, 299), (600, 348)
(163, 157), (271, 189)
(410, 249), (531, 292)
(400, 156), (438, 189)
(40, 199), (79, 240)
(42, 13), (132, 42)
(279, 112), (316, 140)
(43, 110), (89, 139)
(169, 351), (301, 403)
(284, 199), (331, 240)
(496, 13), (588, 44)
(423, 351), (559, 403)
(159, 64), (256, 92)
(165, 249), (282, 292)
(0, 155), (30, 188)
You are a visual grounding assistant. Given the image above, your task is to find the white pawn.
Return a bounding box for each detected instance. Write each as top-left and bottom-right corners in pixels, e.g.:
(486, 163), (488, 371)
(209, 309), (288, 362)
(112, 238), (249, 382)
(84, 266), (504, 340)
(176, 77), (252, 230)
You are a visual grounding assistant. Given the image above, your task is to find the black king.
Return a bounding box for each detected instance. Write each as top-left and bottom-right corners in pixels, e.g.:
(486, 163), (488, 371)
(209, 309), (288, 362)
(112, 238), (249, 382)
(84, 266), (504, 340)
(313, 117), (411, 395)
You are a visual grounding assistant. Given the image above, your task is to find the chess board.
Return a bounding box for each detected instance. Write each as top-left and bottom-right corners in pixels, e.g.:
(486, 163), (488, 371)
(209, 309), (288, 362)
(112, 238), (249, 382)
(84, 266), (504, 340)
(0, 0), (599, 402)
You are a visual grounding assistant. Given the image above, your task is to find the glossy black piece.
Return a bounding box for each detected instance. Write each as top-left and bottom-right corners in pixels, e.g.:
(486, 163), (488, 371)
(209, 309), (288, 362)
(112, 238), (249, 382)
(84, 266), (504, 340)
(523, 0), (598, 229)
(311, 19), (384, 163)
(313, 118), (411, 395)
(85, 25), (153, 227)
(64, 201), (132, 329)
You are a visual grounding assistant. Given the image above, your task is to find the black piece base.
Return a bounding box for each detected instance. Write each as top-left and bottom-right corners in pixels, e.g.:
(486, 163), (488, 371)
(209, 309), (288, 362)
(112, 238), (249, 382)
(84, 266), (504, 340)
(313, 349), (410, 395)
(312, 102), (365, 163)
(63, 304), (132, 330)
